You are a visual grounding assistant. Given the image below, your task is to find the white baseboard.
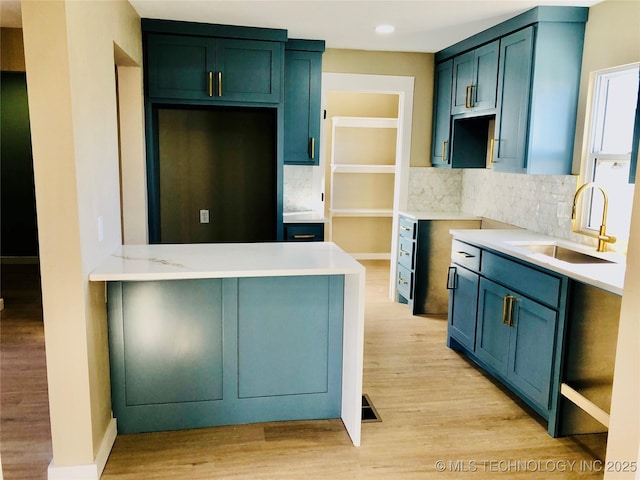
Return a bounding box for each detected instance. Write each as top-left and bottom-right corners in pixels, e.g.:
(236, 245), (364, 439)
(48, 418), (117, 480)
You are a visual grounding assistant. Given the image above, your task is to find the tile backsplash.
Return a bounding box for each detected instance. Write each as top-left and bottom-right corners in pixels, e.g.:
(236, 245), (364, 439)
(459, 169), (580, 240)
(407, 167), (464, 212)
(411, 167), (604, 249)
(284, 163), (622, 252)
(283, 166), (315, 212)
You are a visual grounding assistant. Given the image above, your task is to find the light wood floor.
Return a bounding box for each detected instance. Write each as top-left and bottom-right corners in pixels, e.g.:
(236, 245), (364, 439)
(0, 261), (606, 479)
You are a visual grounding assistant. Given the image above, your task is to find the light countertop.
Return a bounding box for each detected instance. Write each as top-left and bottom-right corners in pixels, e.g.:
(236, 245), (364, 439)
(283, 212), (328, 223)
(450, 229), (626, 295)
(400, 210), (481, 221)
(89, 242), (364, 282)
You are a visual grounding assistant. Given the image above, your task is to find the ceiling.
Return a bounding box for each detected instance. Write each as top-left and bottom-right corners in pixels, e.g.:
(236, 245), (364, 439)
(1, 0), (601, 53)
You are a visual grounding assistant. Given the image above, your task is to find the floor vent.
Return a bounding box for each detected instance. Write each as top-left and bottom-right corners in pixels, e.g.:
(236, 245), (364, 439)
(362, 394), (381, 422)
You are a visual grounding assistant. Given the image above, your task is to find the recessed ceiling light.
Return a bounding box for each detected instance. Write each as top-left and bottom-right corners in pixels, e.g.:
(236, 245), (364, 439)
(375, 24), (395, 34)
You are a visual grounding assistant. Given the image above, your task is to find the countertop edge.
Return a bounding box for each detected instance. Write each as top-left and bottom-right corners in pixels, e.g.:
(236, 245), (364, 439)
(89, 242), (365, 282)
(450, 229), (625, 296)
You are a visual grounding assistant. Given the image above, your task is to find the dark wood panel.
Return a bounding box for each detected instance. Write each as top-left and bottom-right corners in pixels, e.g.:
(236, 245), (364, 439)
(158, 106), (277, 243)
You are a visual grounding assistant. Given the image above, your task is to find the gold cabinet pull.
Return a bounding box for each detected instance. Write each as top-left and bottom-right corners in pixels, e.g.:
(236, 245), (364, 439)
(217, 72), (222, 96)
(208, 71), (213, 97)
(502, 295), (517, 327)
(468, 84), (475, 108)
(399, 248), (411, 256)
(310, 137), (315, 159)
(293, 234), (316, 239)
(400, 225), (412, 232)
(442, 140), (449, 163)
(502, 295), (510, 325)
(398, 277), (409, 286)
(465, 86), (470, 108)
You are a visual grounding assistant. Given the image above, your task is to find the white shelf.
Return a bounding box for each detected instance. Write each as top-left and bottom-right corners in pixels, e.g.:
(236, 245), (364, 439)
(332, 116), (398, 129)
(331, 164), (396, 174)
(330, 209), (394, 218)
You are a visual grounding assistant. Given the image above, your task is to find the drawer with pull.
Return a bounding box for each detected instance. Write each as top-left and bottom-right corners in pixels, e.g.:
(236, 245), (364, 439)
(451, 239), (481, 271)
(399, 216), (417, 240)
(398, 236), (416, 270)
(284, 223), (324, 242)
(397, 264), (413, 300)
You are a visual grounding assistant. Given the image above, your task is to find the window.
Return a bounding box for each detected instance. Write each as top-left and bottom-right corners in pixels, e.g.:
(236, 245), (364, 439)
(581, 64), (639, 244)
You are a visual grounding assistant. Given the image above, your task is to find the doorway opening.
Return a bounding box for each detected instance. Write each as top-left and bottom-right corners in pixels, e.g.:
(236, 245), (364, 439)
(321, 73), (414, 300)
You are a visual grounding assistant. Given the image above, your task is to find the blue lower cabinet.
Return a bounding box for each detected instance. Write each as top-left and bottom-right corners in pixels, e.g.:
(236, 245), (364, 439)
(476, 278), (558, 414)
(475, 278), (512, 375)
(508, 294), (557, 410)
(447, 265), (479, 352)
(108, 275), (344, 433)
(447, 237), (568, 436)
(284, 222), (324, 241)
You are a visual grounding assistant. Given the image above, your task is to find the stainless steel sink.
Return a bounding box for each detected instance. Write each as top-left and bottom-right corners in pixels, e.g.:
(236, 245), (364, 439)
(517, 244), (615, 264)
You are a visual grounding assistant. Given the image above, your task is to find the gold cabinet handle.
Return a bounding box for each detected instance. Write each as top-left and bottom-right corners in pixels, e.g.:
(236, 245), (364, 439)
(468, 85), (475, 108)
(309, 137), (315, 159)
(208, 71), (213, 97)
(442, 140), (449, 164)
(464, 85), (473, 108)
(502, 295), (510, 325)
(502, 295), (517, 327)
(398, 278), (409, 286)
(400, 225), (412, 232)
(455, 251), (474, 258)
(399, 248), (410, 256)
(217, 72), (222, 97)
(293, 234), (316, 239)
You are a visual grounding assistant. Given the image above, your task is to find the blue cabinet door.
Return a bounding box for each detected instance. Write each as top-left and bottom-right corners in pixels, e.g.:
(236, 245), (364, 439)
(145, 34), (281, 103)
(146, 34), (215, 100)
(108, 275), (344, 433)
(431, 60), (453, 167)
(475, 277), (557, 411)
(508, 295), (557, 410)
(475, 278), (511, 376)
(451, 41), (499, 115)
(447, 264), (479, 351)
(284, 49), (322, 165)
(493, 27), (534, 172)
(215, 38), (282, 103)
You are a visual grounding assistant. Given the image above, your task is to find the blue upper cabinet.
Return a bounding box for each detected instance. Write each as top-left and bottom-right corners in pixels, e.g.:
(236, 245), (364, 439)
(434, 7), (588, 174)
(431, 60), (453, 166)
(146, 34), (215, 100)
(142, 20), (287, 104)
(493, 21), (586, 173)
(451, 41), (499, 115)
(146, 34), (282, 103)
(492, 27), (534, 171)
(215, 39), (282, 103)
(284, 40), (325, 165)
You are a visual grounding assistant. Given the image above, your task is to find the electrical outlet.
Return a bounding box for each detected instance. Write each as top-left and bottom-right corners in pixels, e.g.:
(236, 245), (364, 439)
(199, 209), (210, 224)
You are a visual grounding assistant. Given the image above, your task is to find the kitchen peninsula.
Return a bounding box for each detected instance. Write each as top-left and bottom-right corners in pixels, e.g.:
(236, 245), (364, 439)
(89, 242), (365, 445)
